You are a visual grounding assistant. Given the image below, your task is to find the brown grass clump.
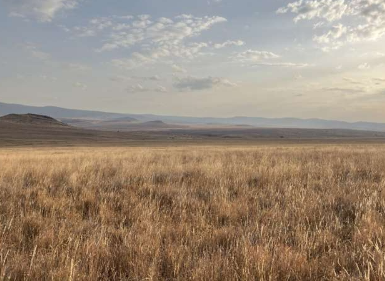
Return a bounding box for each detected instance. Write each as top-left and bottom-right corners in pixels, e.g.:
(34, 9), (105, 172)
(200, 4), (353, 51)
(0, 145), (385, 280)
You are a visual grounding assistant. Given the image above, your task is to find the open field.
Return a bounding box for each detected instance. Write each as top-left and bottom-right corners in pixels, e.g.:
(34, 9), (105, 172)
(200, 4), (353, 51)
(1, 145), (385, 280)
(2, 118), (385, 147)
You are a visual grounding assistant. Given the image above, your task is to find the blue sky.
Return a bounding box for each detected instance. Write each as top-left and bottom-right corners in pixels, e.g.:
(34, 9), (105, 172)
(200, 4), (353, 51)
(1, 0), (385, 122)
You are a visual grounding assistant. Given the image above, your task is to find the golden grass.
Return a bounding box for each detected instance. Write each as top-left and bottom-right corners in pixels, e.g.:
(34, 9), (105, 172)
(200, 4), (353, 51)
(1, 145), (385, 280)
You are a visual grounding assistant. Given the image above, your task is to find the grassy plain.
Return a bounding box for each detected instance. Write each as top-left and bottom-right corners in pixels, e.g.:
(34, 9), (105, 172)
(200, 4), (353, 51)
(1, 144), (385, 280)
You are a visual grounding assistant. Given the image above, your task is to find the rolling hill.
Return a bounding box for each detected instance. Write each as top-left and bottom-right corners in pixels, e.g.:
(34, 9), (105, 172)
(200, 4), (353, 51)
(0, 114), (68, 127)
(0, 113), (140, 146)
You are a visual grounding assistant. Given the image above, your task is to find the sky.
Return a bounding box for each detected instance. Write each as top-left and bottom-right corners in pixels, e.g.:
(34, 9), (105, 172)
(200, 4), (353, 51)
(0, 0), (385, 122)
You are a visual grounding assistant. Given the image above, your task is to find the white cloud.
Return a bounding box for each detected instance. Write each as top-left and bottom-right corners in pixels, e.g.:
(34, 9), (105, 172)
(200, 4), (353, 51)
(214, 40), (245, 49)
(232, 49), (309, 68)
(313, 21), (325, 29)
(235, 50), (280, 63)
(91, 15), (226, 53)
(173, 76), (237, 91)
(127, 84), (167, 93)
(252, 62), (310, 68)
(278, 0), (385, 49)
(313, 24), (347, 44)
(89, 17), (114, 30)
(72, 14), (226, 67)
(277, 0), (348, 22)
(128, 84), (148, 93)
(111, 52), (155, 69)
(6, 0), (80, 22)
(73, 26), (96, 37)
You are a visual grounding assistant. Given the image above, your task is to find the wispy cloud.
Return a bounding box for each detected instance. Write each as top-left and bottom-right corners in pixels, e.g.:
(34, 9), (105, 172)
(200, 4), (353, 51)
(322, 87), (366, 94)
(127, 84), (167, 93)
(234, 50), (280, 63)
(6, 0), (80, 22)
(232, 49), (309, 68)
(214, 40), (245, 49)
(24, 44), (51, 60)
(73, 82), (87, 90)
(252, 62), (310, 68)
(171, 65), (187, 73)
(66, 14), (227, 69)
(358, 63), (371, 70)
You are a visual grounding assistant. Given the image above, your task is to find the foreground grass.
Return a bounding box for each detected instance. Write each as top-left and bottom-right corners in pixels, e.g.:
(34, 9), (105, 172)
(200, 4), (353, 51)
(0, 145), (385, 281)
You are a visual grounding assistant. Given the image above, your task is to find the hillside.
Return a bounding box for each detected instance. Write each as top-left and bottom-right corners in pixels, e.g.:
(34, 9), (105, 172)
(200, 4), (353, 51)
(0, 114), (68, 127)
(0, 113), (140, 146)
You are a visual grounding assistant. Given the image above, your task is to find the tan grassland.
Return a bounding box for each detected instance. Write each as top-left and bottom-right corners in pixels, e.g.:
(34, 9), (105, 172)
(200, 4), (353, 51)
(1, 144), (385, 280)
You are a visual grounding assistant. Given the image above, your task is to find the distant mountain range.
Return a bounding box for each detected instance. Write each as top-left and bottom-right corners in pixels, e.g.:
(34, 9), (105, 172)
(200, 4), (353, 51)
(1, 101), (385, 132)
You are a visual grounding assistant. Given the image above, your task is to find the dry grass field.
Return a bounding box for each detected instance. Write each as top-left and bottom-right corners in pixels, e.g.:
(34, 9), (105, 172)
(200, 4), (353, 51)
(1, 145), (385, 280)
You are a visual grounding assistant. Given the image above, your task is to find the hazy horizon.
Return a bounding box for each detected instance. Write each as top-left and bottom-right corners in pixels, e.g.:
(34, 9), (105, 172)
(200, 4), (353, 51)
(1, 0), (385, 122)
(3, 100), (385, 127)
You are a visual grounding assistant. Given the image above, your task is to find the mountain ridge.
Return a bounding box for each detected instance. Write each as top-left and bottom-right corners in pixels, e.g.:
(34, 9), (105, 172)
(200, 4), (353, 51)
(1, 101), (385, 132)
